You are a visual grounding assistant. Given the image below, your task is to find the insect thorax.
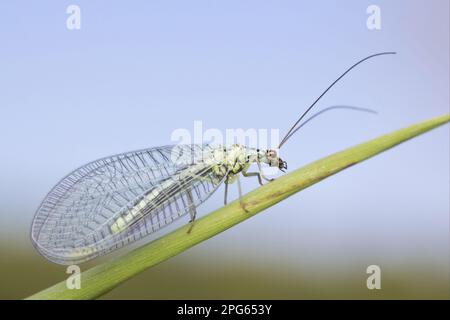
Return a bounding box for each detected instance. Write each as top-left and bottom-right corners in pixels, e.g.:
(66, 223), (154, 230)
(206, 144), (261, 176)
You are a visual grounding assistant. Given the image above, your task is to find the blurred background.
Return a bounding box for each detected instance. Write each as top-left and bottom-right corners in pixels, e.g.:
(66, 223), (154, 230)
(0, 0), (448, 299)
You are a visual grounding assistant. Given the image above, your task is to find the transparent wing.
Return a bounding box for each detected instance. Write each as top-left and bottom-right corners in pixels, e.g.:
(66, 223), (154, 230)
(31, 144), (226, 265)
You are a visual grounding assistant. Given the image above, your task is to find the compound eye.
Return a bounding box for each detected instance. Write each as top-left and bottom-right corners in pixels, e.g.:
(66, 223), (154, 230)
(267, 150), (277, 158)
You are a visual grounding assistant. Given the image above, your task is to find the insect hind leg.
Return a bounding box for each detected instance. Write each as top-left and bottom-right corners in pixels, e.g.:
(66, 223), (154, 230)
(224, 182), (229, 205)
(186, 189), (197, 234)
(236, 174), (249, 213)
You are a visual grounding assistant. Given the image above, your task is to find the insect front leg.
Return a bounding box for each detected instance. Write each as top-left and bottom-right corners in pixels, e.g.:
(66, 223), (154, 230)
(257, 162), (275, 182)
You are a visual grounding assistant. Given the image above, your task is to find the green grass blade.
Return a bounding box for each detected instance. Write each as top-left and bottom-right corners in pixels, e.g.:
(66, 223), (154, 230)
(26, 114), (450, 300)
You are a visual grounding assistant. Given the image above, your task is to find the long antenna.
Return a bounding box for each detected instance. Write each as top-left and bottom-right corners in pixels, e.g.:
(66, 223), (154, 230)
(278, 52), (396, 149)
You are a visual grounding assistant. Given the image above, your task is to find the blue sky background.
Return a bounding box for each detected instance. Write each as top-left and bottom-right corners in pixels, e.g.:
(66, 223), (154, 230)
(0, 0), (448, 288)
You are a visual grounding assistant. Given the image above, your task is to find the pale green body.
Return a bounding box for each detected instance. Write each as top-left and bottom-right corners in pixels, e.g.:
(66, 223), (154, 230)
(110, 144), (279, 234)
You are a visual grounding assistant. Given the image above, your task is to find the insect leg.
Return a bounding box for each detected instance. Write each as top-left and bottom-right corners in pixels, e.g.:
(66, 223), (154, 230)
(242, 167), (264, 186)
(224, 182), (229, 205)
(186, 188), (197, 234)
(236, 174), (249, 213)
(257, 162), (275, 182)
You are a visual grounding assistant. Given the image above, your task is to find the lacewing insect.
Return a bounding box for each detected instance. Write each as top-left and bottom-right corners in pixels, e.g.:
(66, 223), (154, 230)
(31, 52), (396, 264)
